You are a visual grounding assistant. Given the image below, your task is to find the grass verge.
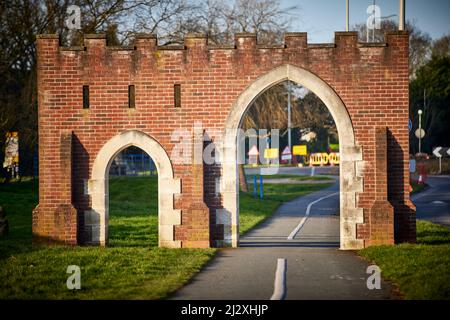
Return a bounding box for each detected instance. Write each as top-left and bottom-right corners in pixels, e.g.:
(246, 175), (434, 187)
(0, 176), (331, 299)
(0, 178), (214, 299)
(411, 181), (427, 194)
(359, 220), (450, 300)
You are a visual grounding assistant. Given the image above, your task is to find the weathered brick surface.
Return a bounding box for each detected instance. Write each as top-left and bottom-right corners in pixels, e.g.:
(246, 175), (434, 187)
(35, 31), (415, 247)
(360, 127), (395, 246)
(33, 129), (77, 245)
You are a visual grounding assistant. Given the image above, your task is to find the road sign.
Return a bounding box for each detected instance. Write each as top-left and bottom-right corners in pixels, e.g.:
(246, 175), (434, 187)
(433, 147), (450, 158)
(3, 132), (19, 179)
(433, 147), (443, 158)
(281, 146), (292, 161)
(248, 145), (259, 166)
(415, 129), (425, 139)
(432, 147), (450, 174)
(4, 132), (19, 167)
(293, 145), (307, 156)
(248, 145), (259, 156)
(264, 148), (279, 159)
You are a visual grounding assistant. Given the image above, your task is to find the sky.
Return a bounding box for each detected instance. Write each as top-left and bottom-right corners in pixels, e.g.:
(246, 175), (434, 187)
(281, 0), (450, 43)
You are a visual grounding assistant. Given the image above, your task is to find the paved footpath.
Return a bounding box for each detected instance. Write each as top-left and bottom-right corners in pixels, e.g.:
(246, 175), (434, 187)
(171, 182), (393, 300)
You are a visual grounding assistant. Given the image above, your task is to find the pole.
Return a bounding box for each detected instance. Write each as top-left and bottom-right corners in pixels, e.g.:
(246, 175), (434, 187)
(287, 81), (292, 164)
(346, 0), (349, 32)
(399, 0), (405, 31)
(253, 175), (257, 198)
(259, 175), (264, 199)
(418, 89), (425, 155)
(419, 112), (422, 154)
(372, 0), (376, 42)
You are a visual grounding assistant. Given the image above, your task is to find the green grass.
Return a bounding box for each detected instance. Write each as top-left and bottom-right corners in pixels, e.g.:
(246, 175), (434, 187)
(108, 176), (159, 247)
(239, 182), (333, 235)
(359, 220), (450, 300)
(411, 181), (427, 194)
(0, 176), (331, 299)
(0, 178), (215, 299)
(0, 179), (37, 258)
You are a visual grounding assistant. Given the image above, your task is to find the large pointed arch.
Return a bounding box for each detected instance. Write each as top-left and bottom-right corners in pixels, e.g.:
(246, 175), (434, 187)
(86, 130), (181, 247)
(220, 64), (364, 250)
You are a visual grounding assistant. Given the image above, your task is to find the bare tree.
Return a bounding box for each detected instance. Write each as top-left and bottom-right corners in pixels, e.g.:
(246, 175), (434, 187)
(223, 0), (298, 44)
(0, 0), (301, 179)
(150, 0), (300, 45)
(0, 0), (194, 176)
(432, 34), (450, 57)
(241, 81), (336, 139)
(353, 19), (432, 79)
(0, 0), (71, 175)
(131, 0), (197, 45)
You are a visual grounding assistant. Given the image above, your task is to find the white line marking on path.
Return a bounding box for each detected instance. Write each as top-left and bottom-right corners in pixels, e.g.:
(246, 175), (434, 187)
(287, 192), (339, 240)
(270, 258), (287, 300)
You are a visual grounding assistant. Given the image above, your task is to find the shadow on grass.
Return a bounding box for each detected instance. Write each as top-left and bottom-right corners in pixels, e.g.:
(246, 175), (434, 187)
(0, 238), (34, 261)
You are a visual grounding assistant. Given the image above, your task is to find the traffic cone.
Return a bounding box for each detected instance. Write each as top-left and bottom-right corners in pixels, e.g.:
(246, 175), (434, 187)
(418, 173), (424, 185)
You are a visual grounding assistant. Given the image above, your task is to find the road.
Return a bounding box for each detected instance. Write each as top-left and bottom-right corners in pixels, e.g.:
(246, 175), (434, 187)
(245, 166), (339, 177)
(171, 181), (393, 300)
(412, 175), (450, 227)
(246, 169), (450, 227)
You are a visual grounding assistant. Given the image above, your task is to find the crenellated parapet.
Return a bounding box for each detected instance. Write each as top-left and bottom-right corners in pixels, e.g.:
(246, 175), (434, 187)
(36, 31), (409, 93)
(37, 30), (408, 49)
(36, 31), (408, 63)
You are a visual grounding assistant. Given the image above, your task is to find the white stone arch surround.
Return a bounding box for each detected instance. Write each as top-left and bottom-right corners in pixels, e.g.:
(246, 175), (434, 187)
(220, 64), (364, 250)
(86, 130), (181, 248)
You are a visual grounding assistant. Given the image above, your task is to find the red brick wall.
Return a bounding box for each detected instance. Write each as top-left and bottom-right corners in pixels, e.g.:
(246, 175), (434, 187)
(35, 31), (415, 247)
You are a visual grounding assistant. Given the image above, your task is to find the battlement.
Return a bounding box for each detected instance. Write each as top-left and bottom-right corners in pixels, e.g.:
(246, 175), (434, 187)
(36, 31), (408, 84)
(36, 31), (408, 52)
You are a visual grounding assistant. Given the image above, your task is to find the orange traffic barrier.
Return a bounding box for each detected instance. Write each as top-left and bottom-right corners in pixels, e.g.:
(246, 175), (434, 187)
(308, 152), (339, 166)
(329, 152), (340, 166)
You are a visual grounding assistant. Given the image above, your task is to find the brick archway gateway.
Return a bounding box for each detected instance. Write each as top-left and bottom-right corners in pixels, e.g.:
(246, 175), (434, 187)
(34, 31), (416, 249)
(222, 65), (363, 249)
(88, 130), (181, 247)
